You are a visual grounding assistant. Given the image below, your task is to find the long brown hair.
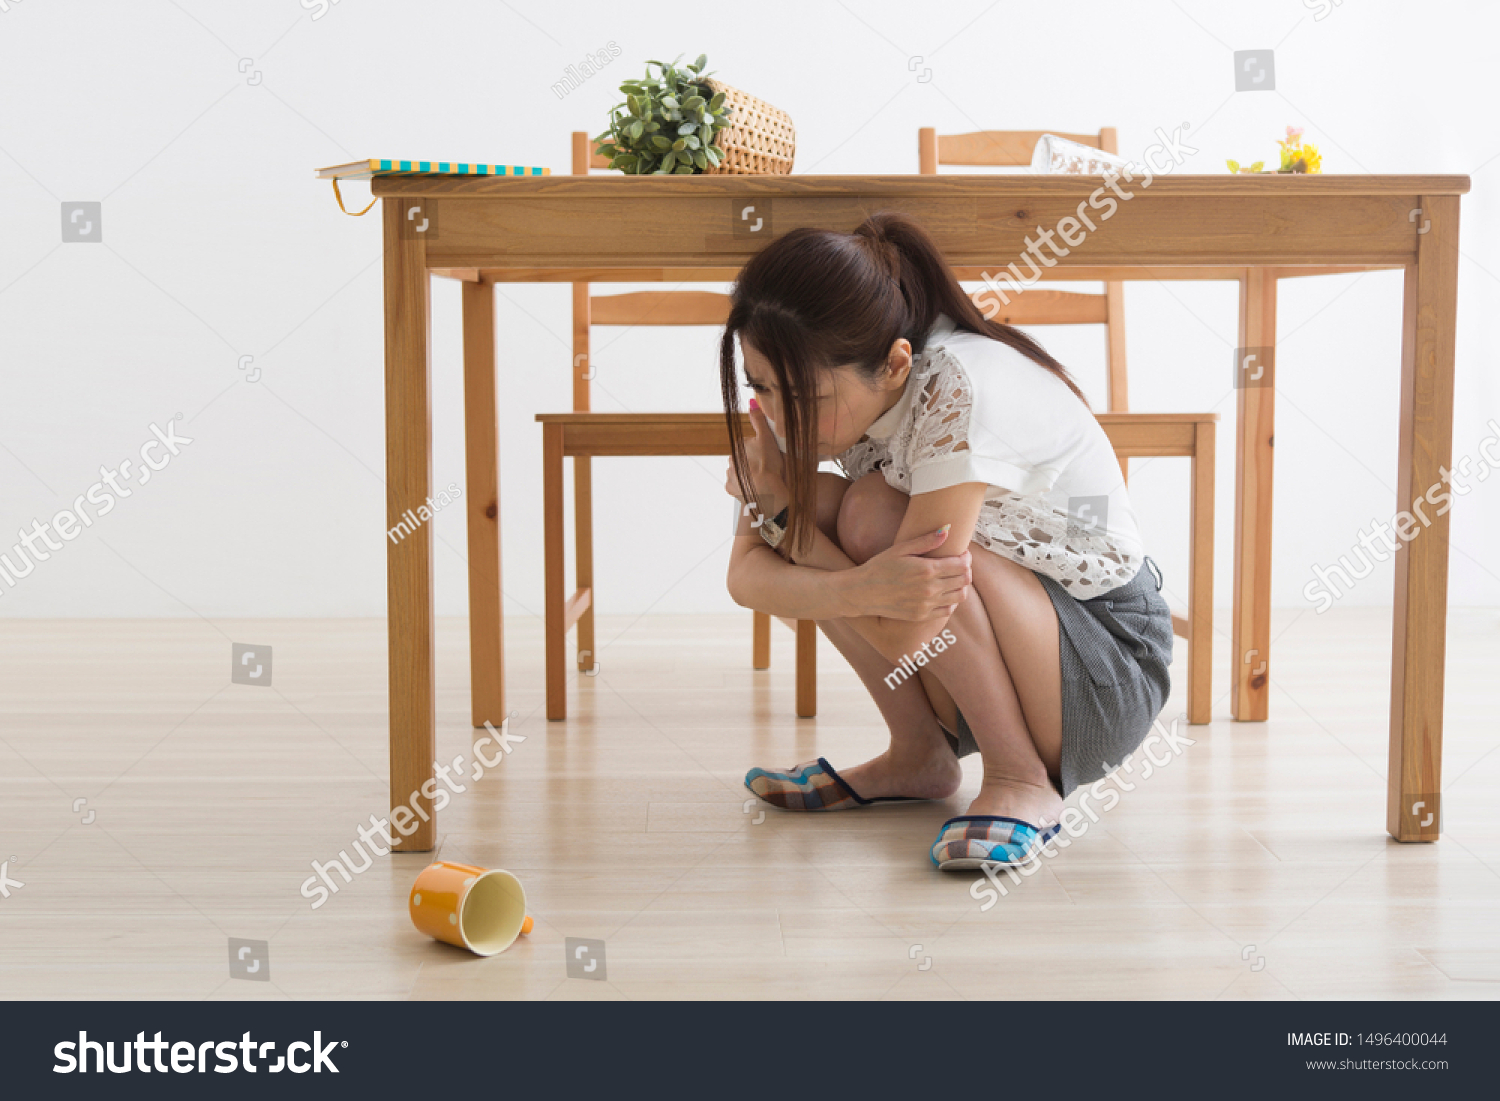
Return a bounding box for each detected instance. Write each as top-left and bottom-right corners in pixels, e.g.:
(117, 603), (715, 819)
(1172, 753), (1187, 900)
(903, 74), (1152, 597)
(719, 210), (1085, 557)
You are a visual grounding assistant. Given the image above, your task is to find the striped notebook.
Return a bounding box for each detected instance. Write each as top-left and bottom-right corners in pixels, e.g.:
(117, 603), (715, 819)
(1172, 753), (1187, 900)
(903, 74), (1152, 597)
(315, 159), (550, 180)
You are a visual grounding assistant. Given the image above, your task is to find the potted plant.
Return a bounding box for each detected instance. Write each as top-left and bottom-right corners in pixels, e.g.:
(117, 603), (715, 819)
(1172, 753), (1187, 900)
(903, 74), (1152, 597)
(594, 54), (795, 176)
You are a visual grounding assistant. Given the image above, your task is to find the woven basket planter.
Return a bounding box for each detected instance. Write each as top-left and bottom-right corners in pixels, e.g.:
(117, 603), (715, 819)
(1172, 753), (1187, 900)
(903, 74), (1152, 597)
(702, 78), (795, 175)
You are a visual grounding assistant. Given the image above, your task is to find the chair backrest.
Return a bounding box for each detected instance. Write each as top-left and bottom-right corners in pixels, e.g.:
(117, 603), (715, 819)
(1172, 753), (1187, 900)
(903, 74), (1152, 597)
(573, 131), (612, 174)
(919, 126), (1128, 412)
(918, 127), (1118, 171)
(570, 132), (731, 411)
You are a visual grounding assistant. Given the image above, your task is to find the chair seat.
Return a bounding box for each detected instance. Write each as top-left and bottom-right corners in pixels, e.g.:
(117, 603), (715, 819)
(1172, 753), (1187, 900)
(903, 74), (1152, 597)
(539, 407), (1216, 724)
(535, 411), (1216, 457)
(537, 411), (747, 457)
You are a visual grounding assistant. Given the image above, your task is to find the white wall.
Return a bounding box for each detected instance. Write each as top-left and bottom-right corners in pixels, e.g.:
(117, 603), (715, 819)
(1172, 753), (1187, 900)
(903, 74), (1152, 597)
(0, 0), (1496, 622)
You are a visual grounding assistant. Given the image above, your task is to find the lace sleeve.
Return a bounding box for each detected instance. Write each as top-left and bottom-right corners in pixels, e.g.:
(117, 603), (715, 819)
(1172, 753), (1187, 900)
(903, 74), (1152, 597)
(835, 439), (883, 483)
(905, 351), (974, 474)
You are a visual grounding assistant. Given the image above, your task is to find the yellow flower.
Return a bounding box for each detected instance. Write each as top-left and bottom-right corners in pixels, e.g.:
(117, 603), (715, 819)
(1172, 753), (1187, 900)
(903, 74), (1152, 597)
(1235, 127), (1321, 174)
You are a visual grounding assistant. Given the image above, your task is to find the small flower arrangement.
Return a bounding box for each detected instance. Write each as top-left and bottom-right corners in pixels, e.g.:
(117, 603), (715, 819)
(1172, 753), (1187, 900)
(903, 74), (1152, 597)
(1227, 126), (1323, 174)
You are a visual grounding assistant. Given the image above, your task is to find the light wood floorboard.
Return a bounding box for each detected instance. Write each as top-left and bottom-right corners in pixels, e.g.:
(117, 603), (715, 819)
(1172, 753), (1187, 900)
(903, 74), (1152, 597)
(1, 608), (1497, 1000)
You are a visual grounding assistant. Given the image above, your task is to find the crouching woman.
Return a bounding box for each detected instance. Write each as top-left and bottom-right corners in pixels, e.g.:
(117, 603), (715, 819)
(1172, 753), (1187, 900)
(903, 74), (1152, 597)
(723, 211), (1173, 870)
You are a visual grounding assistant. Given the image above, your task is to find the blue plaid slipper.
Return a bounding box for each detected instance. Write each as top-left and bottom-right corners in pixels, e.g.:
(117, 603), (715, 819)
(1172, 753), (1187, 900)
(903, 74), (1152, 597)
(929, 815), (1062, 871)
(744, 758), (927, 812)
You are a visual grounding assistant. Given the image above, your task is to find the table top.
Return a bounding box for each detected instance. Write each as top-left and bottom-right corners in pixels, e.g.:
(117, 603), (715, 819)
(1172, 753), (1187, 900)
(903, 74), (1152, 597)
(371, 173), (1470, 198)
(369, 174), (1470, 271)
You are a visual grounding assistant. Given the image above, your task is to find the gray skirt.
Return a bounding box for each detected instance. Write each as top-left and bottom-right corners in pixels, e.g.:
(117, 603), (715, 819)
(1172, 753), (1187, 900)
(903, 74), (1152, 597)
(943, 558), (1173, 797)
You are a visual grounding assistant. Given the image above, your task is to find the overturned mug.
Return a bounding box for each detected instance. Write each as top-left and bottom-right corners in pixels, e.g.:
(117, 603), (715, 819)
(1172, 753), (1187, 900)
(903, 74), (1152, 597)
(409, 861), (533, 957)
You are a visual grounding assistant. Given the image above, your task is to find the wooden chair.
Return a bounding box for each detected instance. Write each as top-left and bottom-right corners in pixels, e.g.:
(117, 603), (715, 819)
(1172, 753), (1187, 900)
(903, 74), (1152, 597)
(918, 127), (1130, 414)
(540, 412), (1215, 726)
(541, 133), (815, 722)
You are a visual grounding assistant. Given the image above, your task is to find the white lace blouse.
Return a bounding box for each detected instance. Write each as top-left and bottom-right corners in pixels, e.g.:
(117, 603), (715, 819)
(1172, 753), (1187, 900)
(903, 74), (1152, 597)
(834, 316), (1144, 596)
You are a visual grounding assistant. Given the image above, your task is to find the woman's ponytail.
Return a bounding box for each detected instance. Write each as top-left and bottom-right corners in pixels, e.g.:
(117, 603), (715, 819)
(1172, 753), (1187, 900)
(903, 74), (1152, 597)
(853, 211), (1087, 402)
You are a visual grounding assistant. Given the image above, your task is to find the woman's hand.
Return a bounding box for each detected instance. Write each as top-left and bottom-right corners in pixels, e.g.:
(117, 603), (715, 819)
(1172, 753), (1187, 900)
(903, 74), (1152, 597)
(724, 399), (788, 514)
(835, 526), (972, 621)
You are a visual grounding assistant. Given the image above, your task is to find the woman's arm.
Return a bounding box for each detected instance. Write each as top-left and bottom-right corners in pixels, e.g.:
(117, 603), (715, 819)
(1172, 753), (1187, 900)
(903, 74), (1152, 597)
(858, 481), (987, 660)
(791, 481), (987, 662)
(725, 533), (858, 621)
(721, 398), (978, 651)
(724, 401), (969, 624)
(726, 522), (968, 622)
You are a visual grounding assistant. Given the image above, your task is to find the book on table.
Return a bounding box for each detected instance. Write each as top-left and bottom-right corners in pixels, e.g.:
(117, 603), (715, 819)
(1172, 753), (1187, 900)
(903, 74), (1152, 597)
(315, 159), (550, 180)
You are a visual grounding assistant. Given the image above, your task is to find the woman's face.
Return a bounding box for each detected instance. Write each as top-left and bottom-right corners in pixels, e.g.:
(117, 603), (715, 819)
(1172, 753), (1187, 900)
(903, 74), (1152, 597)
(740, 338), (913, 457)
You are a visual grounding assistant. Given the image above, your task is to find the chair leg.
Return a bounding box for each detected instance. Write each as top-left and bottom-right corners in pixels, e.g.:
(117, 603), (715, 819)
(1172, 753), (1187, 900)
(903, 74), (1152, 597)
(574, 455), (596, 673)
(1104, 281), (1129, 411)
(1187, 421), (1216, 725)
(1106, 282), (1128, 487)
(543, 425), (568, 721)
(795, 620), (817, 718)
(752, 611), (771, 670)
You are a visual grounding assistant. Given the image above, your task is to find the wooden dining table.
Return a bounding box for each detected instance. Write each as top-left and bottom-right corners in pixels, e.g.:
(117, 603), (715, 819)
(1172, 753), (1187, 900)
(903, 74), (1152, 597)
(369, 172), (1467, 851)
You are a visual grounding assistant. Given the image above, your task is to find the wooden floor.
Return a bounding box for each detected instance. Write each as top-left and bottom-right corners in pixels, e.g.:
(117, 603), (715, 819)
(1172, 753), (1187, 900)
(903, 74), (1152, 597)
(1, 608), (1498, 1001)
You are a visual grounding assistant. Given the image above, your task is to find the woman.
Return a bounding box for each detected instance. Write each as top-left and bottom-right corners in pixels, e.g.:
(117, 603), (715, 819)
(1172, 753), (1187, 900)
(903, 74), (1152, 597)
(723, 211), (1173, 871)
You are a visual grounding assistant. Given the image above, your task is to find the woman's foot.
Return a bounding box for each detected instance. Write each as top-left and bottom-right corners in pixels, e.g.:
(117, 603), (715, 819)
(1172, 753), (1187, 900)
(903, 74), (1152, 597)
(964, 776), (1064, 829)
(836, 735), (963, 802)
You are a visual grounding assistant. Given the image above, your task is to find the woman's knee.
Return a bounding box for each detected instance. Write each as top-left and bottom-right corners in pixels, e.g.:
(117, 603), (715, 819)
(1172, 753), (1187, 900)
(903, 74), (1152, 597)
(813, 472), (851, 544)
(836, 473), (905, 564)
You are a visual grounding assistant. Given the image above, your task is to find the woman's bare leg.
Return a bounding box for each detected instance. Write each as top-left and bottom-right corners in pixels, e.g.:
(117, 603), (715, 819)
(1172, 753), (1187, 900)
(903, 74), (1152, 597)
(927, 548), (1064, 825)
(837, 474), (1064, 826)
(804, 473), (961, 800)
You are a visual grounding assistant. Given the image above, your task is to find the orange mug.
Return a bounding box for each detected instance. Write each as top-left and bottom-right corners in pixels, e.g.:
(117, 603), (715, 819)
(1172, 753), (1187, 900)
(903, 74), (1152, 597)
(408, 861), (533, 957)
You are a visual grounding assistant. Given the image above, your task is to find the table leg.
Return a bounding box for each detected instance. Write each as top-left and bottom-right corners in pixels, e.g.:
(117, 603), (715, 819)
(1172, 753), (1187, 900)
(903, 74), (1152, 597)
(1387, 195), (1459, 842)
(383, 199), (436, 851)
(1232, 268), (1277, 722)
(462, 279), (505, 729)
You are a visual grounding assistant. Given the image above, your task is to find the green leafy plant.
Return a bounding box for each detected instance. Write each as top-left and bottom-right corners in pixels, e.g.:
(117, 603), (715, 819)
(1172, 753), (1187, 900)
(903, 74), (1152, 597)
(593, 54), (731, 174)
